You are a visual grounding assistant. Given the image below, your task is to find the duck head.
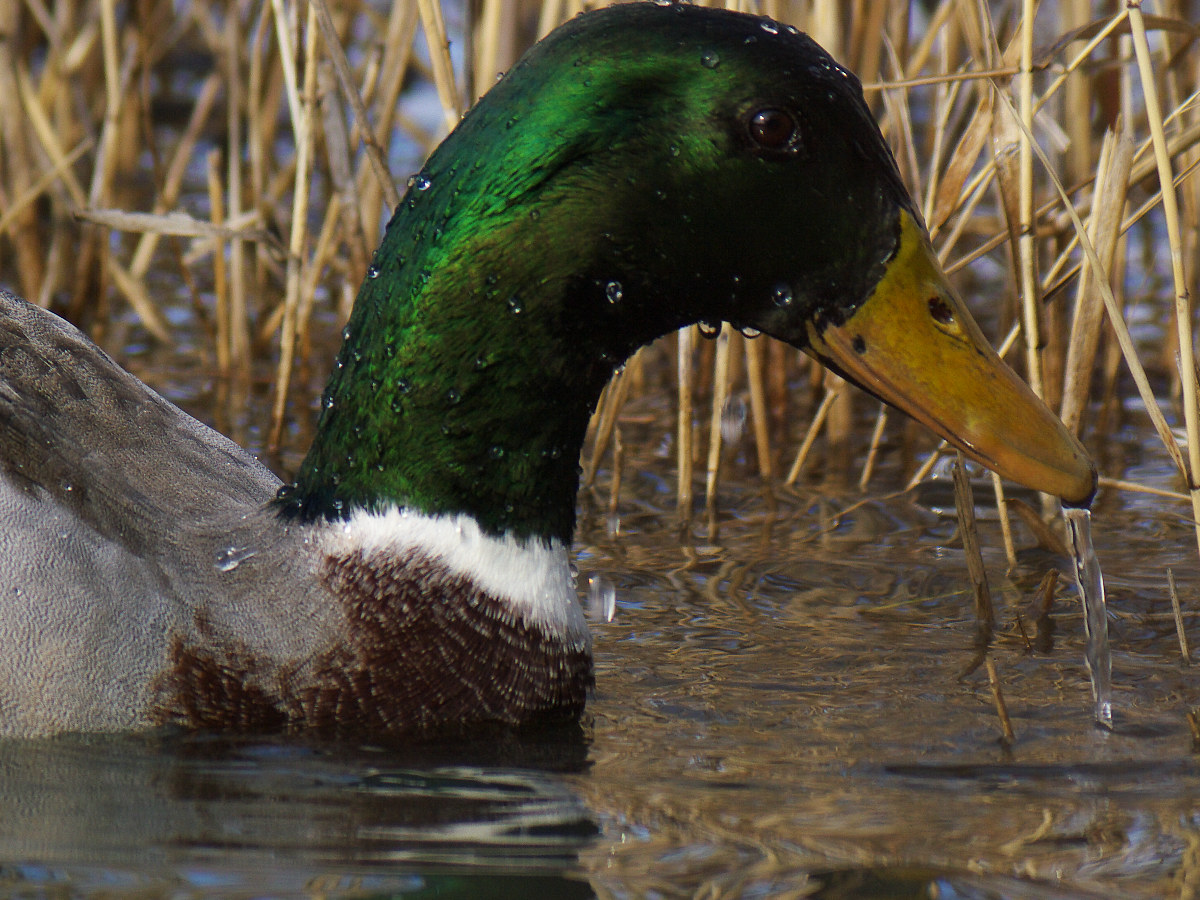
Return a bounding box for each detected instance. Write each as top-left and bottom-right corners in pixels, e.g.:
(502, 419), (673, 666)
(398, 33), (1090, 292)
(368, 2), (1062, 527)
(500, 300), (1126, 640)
(286, 3), (1095, 541)
(538, 5), (1094, 506)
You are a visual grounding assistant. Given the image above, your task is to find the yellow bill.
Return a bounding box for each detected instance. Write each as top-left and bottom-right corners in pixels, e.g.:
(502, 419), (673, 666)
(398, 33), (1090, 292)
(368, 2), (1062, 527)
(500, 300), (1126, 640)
(807, 211), (1096, 506)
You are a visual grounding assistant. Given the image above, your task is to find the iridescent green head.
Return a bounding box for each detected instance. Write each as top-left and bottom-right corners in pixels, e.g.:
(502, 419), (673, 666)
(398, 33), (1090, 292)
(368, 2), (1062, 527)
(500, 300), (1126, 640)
(278, 3), (1094, 541)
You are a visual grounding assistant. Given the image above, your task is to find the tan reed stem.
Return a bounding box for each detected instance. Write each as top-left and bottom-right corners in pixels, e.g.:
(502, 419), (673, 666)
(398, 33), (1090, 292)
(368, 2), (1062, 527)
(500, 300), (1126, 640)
(677, 327), (695, 524)
(310, 0), (400, 210)
(705, 325), (734, 539)
(269, 0), (318, 451)
(744, 336), (773, 481)
(1128, 2), (1200, 566)
(416, 0), (463, 133)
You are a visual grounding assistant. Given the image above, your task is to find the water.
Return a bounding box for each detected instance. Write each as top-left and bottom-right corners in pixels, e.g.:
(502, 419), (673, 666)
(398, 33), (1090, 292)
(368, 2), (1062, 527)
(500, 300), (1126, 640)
(1063, 507), (1113, 729)
(2, 476), (1197, 898)
(24, 329), (1200, 898)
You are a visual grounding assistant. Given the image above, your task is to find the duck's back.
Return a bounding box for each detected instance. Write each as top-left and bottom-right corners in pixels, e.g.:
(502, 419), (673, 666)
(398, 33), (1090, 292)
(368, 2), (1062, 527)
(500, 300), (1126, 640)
(0, 291), (279, 524)
(0, 291), (283, 734)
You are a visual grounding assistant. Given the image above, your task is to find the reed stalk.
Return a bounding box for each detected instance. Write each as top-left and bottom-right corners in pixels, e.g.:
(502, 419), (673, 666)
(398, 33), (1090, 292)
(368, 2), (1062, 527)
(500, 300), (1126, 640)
(1128, 2), (1200, 565)
(704, 324), (733, 539)
(0, 0), (1198, 568)
(677, 326), (695, 526)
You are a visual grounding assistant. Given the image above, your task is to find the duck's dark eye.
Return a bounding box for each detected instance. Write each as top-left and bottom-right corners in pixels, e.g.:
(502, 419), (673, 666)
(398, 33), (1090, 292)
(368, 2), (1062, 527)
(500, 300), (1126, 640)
(747, 108), (799, 152)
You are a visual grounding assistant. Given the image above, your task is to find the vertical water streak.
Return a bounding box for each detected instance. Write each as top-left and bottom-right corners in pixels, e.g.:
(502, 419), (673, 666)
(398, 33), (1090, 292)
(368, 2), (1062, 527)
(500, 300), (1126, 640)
(1063, 508), (1113, 728)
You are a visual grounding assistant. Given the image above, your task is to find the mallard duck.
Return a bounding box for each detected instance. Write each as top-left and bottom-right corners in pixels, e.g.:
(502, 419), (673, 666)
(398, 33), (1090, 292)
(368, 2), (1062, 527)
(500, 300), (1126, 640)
(0, 2), (1094, 738)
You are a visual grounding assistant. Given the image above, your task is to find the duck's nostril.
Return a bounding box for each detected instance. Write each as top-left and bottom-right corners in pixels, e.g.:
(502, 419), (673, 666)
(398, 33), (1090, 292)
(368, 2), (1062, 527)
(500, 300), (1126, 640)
(928, 295), (955, 325)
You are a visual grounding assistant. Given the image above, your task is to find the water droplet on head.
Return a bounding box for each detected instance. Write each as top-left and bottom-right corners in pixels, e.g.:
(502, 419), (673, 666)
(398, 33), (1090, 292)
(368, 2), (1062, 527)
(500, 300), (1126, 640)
(412, 174), (432, 191)
(700, 51), (720, 69)
(739, 326), (761, 339)
(214, 545), (257, 573)
(771, 282), (795, 308)
(605, 281), (623, 304)
(366, 265), (380, 280)
(489, 445), (504, 460)
(759, 19), (779, 34)
(507, 295), (524, 315)
(698, 320), (721, 339)
(446, 388), (462, 404)
(341, 325), (352, 341)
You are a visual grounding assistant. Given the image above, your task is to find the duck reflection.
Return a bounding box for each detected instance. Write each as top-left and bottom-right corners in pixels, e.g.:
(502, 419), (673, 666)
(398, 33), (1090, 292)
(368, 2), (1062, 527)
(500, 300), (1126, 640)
(0, 727), (597, 898)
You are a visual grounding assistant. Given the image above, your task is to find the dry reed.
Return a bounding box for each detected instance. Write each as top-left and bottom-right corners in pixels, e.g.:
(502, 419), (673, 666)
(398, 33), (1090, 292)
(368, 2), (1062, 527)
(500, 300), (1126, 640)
(953, 452), (994, 675)
(985, 656), (1016, 744)
(0, 0), (1198, 567)
(1169, 568), (1193, 664)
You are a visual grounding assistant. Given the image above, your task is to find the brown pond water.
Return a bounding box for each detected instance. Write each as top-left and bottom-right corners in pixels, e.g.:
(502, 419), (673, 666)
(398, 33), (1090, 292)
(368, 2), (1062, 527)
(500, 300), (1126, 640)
(0, 317), (1196, 899)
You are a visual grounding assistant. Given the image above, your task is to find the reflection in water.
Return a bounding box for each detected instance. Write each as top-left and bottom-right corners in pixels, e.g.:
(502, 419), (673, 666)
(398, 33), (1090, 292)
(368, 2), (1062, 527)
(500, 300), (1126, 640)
(803, 865), (1114, 899)
(1, 480), (1194, 898)
(568, 464), (1199, 900)
(0, 731), (596, 897)
(4, 352), (1196, 896)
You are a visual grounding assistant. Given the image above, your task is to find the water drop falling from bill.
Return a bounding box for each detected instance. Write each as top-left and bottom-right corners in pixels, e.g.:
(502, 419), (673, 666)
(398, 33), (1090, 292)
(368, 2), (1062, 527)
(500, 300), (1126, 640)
(1063, 507), (1112, 729)
(586, 575), (617, 623)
